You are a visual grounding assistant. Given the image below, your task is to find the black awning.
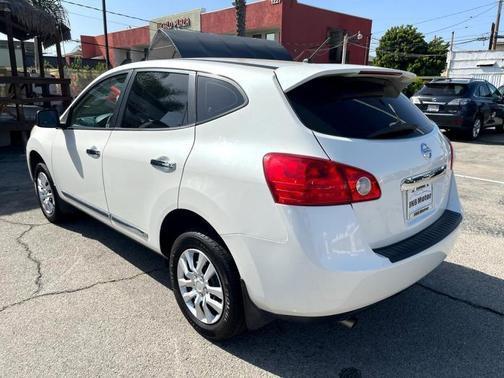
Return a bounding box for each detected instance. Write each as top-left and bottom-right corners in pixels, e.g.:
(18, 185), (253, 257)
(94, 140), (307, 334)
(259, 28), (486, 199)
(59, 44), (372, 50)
(148, 29), (292, 61)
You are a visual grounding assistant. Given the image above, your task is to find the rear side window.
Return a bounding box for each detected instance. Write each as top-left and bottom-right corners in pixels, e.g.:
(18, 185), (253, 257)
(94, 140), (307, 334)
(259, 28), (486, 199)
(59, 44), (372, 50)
(121, 71), (189, 129)
(197, 76), (246, 123)
(418, 83), (468, 97)
(287, 77), (434, 139)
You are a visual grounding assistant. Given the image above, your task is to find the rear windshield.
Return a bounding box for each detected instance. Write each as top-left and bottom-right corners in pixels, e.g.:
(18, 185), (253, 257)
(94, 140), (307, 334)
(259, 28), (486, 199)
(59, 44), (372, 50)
(287, 77), (434, 139)
(418, 83), (468, 96)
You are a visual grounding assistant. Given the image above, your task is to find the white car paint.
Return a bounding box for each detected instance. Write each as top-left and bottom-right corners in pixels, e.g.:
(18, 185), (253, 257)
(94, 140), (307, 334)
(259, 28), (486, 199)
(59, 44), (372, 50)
(26, 58), (462, 318)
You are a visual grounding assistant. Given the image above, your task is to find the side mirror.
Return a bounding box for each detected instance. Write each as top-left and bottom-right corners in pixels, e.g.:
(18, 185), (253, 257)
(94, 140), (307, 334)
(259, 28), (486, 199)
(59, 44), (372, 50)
(36, 109), (61, 128)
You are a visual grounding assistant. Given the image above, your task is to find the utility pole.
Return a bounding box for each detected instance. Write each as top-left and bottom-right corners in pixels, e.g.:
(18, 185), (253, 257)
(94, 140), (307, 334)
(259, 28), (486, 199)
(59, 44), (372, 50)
(102, 0), (111, 68)
(493, 0), (503, 50)
(341, 34), (348, 64)
(446, 31), (455, 76)
(489, 22), (495, 50)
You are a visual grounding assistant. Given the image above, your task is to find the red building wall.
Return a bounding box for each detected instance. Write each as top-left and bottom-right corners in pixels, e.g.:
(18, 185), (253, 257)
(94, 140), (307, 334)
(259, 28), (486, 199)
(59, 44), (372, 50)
(201, 1), (282, 35)
(81, 26), (150, 66)
(281, 1), (372, 63)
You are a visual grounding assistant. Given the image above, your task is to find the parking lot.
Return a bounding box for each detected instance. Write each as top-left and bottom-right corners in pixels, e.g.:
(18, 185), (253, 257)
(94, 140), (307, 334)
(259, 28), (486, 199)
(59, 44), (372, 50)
(0, 130), (503, 377)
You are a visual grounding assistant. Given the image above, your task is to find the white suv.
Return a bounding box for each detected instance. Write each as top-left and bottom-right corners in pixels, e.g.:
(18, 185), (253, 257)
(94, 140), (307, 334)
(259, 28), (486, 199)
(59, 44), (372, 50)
(27, 59), (462, 340)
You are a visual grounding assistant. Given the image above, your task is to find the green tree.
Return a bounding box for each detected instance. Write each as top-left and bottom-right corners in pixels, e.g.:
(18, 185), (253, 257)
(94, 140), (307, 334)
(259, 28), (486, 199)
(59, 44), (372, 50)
(375, 25), (448, 76)
(234, 0), (246, 36)
(421, 37), (449, 76)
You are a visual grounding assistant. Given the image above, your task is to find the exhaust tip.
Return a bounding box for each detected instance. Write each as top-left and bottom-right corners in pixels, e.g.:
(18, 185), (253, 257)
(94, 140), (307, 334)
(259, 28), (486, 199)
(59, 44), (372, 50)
(338, 317), (358, 329)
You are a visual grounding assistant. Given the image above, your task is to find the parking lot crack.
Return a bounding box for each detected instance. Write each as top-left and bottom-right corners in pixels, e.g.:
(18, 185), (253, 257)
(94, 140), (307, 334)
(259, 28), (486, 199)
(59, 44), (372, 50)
(0, 219), (49, 296)
(416, 283), (504, 317)
(0, 268), (164, 315)
(0, 217), (50, 227)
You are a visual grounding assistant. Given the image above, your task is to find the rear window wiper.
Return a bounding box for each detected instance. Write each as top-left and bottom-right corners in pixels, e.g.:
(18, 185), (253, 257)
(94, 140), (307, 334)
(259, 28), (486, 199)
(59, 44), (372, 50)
(368, 122), (419, 139)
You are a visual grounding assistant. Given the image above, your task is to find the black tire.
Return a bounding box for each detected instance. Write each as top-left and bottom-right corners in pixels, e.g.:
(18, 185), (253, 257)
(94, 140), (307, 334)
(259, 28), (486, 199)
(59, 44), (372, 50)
(33, 162), (70, 223)
(170, 231), (245, 340)
(462, 117), (482, 140)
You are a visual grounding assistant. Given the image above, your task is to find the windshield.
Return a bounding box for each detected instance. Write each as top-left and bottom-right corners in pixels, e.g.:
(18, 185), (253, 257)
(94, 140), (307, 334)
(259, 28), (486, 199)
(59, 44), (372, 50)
(287, 76), (434, 139)
(418, 83), (468, 97)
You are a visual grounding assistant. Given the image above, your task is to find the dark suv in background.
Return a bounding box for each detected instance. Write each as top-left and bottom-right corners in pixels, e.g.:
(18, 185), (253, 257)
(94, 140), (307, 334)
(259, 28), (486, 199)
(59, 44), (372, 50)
(411, 78), (504, 140)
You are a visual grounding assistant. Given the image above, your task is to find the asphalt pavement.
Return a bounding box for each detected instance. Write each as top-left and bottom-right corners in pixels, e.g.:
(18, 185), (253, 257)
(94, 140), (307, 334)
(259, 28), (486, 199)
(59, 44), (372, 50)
(0, 129), (503, 377)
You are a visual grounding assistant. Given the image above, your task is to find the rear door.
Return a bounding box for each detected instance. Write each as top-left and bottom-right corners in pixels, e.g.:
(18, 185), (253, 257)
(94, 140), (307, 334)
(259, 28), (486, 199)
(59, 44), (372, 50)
(284, 74), (452, 248)
(102, 69), (195, 243)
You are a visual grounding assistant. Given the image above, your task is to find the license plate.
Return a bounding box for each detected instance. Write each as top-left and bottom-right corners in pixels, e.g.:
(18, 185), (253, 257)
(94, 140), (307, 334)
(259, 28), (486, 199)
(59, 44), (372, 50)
(407, 183), (433, 219)
(427, 104), (439, 112)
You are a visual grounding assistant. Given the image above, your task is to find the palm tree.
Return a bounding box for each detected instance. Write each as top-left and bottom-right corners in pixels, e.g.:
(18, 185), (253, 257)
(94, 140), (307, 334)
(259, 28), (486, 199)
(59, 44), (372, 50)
(234, 0), (246, 37)
(28, 0), (69, 26)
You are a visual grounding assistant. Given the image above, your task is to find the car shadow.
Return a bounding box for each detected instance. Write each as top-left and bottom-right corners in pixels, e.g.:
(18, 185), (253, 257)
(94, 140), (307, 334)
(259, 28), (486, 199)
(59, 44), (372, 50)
(57, 214), (504, 377)
(0, 147), (39, 217)
(446, 127), (504, 145)
(57, 215), (171, 289)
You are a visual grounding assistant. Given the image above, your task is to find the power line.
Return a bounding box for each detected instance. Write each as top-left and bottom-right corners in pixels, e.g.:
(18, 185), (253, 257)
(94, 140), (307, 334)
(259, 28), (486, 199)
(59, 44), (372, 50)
(373, 1), (497, 35)
(424, 4), (497, 35)
(61, 0), (152, 24)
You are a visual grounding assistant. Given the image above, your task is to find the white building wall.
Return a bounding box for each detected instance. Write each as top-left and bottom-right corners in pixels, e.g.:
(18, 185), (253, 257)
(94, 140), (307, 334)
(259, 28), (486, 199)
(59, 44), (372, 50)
(447, 50), (504, 86)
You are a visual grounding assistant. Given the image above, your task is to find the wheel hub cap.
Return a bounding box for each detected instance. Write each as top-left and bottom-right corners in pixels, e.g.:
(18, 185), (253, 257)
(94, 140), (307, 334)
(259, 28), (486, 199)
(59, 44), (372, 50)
(177, 248), (224, 325)
(37, 172), (55, 216)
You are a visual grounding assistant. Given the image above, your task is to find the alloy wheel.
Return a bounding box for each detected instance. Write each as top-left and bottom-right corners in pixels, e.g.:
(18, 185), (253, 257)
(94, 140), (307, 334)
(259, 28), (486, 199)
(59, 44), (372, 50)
(37, 172), (55, 216)
(177, 248), (224, 325)
(472, 119), (481, 139)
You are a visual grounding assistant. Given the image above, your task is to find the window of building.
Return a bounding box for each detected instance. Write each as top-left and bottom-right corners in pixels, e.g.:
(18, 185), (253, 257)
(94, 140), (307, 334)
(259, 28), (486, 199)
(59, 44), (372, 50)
(122, 71), (190, 129)
(252, 34), (262, 39)
(69, 73), (127, 128)
(265, 33), (276, 41)
(197, 76), (246, 123)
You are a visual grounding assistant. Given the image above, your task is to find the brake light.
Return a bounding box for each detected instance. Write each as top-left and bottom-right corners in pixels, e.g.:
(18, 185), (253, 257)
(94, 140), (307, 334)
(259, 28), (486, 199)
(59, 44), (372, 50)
(263, 153), (381, 206)
(447, 98), (471, 106)
(445, 136), (454, 170)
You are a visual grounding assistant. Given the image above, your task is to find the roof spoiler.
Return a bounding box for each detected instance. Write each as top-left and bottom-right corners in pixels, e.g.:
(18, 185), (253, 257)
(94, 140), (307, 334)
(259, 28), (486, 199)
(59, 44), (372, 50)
(275, 64), (416, 92)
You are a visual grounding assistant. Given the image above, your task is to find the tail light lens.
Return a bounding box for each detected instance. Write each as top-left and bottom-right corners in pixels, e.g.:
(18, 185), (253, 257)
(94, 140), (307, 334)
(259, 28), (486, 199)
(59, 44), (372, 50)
(263, 153), (381, 206)
(444, 135), (454, 170)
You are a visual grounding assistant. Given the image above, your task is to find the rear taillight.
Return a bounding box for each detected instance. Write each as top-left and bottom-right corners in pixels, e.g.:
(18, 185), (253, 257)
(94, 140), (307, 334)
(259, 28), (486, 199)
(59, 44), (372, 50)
(263, 153), (381, 206)
(447, 98), (471, 106)
(445, 136), (454, 170)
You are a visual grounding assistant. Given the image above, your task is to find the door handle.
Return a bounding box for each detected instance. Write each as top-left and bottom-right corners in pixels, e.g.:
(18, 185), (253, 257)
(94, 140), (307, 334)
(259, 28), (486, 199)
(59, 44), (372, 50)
(86, 147), (101, 158)
(150, 157), (176, 171)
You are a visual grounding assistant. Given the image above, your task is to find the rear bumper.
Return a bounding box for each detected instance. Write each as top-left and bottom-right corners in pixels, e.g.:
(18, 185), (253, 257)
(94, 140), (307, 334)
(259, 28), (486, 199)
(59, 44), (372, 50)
(425, 113), (473, 129)
(223, 174), (463, 317)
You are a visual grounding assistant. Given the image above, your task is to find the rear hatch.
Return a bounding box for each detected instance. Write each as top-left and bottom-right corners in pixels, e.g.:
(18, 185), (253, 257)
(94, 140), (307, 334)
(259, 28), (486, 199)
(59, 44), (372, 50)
(276, 66), (452, 248)
(412, 82), (470, 114)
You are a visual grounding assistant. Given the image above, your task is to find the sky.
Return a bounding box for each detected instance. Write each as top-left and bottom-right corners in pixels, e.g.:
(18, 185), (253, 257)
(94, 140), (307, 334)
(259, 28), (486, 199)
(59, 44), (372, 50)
(47, 0), (499, 56)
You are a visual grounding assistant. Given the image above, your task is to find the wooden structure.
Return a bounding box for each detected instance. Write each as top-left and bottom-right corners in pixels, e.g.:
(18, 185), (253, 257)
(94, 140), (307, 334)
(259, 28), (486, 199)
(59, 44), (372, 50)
(0, 0), (71, 134)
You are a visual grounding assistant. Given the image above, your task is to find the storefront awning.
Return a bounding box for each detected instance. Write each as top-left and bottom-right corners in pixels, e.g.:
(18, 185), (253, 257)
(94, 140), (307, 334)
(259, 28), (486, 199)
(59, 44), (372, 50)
(148, 29), (292, 61)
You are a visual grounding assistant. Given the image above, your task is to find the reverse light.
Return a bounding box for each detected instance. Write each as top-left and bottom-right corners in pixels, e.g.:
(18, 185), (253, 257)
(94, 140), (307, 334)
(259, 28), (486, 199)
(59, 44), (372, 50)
(263, 153), (381, 206)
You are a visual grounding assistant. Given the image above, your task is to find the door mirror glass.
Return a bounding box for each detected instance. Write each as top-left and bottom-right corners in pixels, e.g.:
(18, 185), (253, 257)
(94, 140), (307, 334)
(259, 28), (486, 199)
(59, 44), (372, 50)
(36, 109), (60, 128)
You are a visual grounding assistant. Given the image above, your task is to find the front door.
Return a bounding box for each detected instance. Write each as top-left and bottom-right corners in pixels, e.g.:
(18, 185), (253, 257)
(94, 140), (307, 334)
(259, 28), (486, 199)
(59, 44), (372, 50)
(52, 73), (129, 219)
(102, 70), (195, 244)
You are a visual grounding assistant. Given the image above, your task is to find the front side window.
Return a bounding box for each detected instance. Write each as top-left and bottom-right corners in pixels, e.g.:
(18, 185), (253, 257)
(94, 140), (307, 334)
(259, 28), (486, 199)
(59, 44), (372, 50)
(197, 76), (246, 123)
(487, 83), (501, 99)
(122, 71), (190, 129)
(69, 74), (127, 128)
